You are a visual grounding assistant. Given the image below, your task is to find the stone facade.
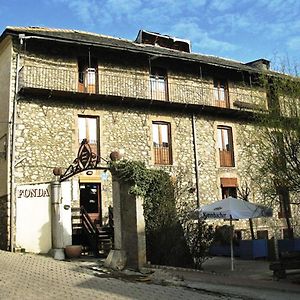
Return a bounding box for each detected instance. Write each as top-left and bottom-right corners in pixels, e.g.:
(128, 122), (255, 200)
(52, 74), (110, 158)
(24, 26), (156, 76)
(1, 27), (298, 251)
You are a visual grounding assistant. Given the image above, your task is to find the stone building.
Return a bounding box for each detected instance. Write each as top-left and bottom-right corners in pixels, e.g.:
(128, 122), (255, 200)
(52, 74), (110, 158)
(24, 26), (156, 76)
(0, 26), (296, 254)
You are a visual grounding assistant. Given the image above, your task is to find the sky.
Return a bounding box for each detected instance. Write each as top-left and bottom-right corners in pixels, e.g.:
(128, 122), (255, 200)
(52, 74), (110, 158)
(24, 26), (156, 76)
(1, 0), (300, 71)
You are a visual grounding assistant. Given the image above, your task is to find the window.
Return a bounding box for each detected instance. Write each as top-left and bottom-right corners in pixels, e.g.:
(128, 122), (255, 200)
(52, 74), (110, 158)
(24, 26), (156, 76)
(213, 78), (229, 108)
(150, 67), (168, 101)
(152, 121), (172, 165)
(257, 230), (269, 239)
(222, 187), (237, 199)
(78, 116), (99, 155)
(78, 57), (98, 93)
(221, 178), (237, 198)
(217, 126), (235, 167)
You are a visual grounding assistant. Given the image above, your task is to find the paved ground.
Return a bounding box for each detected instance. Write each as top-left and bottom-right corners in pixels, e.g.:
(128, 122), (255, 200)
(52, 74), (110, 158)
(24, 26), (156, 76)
(0, 250), (300, 299)
(0, 250), (239, 300)
(165, 257), (300, 300)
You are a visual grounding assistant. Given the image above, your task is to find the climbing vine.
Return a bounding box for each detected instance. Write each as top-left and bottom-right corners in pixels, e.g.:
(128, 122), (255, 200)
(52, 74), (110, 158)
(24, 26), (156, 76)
(110, 160), (176, 230)
(110, 160), (213, 269)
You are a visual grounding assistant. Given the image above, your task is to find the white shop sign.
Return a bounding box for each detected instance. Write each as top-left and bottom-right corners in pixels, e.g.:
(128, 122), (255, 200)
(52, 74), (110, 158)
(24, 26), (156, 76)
(16, 183), (51, 253)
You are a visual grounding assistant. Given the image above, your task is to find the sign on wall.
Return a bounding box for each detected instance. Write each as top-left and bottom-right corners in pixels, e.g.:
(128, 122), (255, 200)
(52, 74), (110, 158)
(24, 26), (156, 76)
(16, 183), (51, 253)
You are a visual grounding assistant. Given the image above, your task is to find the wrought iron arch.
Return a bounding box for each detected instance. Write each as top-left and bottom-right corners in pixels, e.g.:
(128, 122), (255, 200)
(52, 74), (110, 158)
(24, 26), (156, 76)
(60, 139), (109, 182)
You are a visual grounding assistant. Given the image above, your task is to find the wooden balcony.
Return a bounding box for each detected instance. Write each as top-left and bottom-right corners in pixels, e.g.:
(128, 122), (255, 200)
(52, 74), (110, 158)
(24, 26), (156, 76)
(219, 150), (235, 167)
(18, 65), (267, 112)
(154, 146), (172, 165)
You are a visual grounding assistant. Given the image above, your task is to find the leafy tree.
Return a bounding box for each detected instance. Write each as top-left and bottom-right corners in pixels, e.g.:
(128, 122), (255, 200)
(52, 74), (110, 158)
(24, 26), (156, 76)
(249, 71), (300, 238)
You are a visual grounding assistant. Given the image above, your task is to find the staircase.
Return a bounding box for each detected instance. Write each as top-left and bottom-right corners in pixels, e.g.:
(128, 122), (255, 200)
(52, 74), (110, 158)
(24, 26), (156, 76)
(71, 207), (114, 257)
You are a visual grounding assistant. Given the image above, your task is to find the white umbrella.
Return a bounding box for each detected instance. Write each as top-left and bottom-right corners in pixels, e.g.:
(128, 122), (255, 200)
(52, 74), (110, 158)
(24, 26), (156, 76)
(195, 196), (272, 271)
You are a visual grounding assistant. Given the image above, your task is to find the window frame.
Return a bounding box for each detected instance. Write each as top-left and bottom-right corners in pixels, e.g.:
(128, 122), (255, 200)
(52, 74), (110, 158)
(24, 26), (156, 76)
(152, 121), (172, 165)
(78, 57), (98, 93)
(220, 177), (238, 198)
(213, 78), (229, 108)
(217, 126), (235, 167)
(150, 67), (169, 101)
(257, 230), (269, 239)
(78, 115), (100, 155)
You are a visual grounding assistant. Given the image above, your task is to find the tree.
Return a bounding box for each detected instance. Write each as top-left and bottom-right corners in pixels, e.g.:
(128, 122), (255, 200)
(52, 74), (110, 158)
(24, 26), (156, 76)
(238, 182), (255, 240)
(251, 71), (300, 239)
(184, 217), (214, 269)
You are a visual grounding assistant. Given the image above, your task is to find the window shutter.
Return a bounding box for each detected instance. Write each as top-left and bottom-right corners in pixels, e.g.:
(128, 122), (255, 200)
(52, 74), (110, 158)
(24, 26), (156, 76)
(220, 178), (238, 187)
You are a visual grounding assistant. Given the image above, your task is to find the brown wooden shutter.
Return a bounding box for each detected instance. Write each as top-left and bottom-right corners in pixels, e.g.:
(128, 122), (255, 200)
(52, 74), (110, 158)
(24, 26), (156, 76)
(220, 178), (238, 187)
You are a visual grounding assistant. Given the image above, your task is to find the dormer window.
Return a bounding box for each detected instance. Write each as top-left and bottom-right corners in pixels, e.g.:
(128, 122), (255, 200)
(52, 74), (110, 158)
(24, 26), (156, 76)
(214, 78), (229, 108)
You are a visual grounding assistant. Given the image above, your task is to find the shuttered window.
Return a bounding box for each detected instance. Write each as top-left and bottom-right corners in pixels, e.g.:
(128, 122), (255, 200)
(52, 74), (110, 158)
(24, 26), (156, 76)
(220, 178), (238, 198)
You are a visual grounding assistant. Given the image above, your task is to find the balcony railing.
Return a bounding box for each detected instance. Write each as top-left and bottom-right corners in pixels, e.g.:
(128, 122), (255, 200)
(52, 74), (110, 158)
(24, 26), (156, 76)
(19, 65), (267, 111)
(154, 145), (172, 165)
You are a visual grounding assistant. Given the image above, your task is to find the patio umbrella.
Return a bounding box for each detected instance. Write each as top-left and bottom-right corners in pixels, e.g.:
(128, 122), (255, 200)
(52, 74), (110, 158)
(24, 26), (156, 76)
(195, 196), (272, 271)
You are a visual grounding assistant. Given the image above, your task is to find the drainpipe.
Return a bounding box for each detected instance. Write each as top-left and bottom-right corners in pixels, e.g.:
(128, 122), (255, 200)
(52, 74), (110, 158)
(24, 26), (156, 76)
(9, 50), (20, 252)
(192, 114), (200, 207)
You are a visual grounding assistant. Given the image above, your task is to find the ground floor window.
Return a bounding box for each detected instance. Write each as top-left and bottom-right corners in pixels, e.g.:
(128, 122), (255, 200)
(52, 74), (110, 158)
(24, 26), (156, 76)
(220, 177), (237, 198)
(257, 230), (269, 239)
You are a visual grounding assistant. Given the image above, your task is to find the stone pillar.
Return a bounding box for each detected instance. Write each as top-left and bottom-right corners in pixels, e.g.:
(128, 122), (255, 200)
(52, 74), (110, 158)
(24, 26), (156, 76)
(104, 174), (146, 270)
(50, 180), (65, 260)
(112, 177), (123, 250)
(135, 195), (147, 268)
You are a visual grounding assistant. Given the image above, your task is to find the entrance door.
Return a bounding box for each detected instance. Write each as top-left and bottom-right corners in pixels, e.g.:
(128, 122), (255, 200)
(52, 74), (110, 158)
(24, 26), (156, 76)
(80, 183), (102, 225)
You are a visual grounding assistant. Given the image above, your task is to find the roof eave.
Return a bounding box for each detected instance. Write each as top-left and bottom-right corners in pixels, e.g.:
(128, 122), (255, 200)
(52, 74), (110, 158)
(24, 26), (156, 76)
(3, 27), (260, 73)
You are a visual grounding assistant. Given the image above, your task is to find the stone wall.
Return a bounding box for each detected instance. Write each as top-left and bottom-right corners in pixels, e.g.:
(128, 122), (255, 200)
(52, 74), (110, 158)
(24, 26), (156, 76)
(14, 94), (285, 237)
(0, 37), (12, 197)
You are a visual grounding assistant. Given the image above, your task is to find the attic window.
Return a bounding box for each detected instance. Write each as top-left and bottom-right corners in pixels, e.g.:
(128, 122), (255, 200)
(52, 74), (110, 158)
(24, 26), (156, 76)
(135, 30), (191, 53)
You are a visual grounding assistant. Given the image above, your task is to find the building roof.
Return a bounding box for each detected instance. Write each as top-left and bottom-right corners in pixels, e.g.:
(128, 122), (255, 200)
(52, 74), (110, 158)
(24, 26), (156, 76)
(2, 26), (266, 73)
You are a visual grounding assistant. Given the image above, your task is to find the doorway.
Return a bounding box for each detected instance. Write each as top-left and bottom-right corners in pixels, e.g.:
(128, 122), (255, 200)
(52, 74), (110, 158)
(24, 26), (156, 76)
(78, 56), (98, 93)
(80, 183), (102, 225)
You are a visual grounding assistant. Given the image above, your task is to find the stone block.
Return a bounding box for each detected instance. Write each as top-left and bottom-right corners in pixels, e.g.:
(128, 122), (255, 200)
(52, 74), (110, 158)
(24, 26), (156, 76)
(104, 249), (127, 270)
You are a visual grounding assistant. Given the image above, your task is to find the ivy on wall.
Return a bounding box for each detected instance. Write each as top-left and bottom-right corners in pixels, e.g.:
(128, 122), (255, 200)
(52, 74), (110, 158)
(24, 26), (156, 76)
(110, 160), (193, 267)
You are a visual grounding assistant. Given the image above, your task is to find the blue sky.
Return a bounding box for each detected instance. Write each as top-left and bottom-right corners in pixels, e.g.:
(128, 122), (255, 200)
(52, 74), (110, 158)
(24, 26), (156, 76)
(1, 0), (300, 69)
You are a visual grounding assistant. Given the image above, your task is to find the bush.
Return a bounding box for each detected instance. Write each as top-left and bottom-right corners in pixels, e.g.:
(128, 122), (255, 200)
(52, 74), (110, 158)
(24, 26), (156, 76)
(184, 218), (214, 269)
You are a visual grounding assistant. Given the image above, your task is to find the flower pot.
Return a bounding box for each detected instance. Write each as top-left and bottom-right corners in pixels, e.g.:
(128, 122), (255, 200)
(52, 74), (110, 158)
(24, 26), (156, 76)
(65, 245), (82, 258)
